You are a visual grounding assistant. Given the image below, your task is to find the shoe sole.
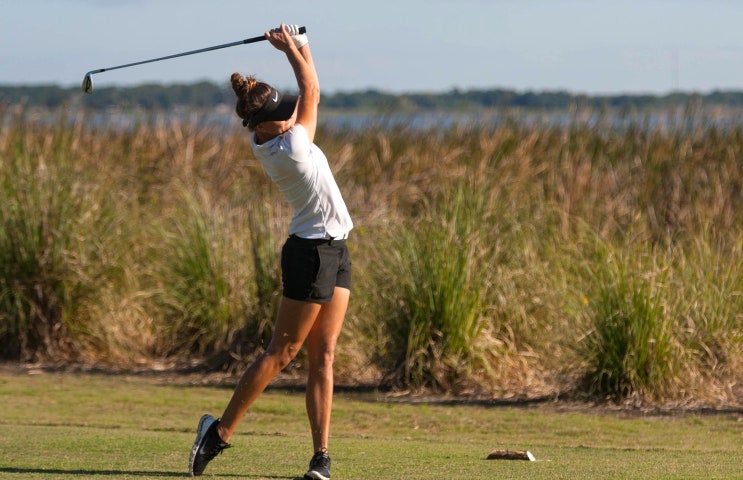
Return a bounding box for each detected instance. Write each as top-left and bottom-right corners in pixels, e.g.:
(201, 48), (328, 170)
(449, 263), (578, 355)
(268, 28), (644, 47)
(189, 414), (216, 476)
(304, 473), (330, 480)
(304, 471), (330, 480)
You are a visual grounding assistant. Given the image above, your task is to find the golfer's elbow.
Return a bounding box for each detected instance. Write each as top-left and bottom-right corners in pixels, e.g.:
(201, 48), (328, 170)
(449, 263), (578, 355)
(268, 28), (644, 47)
(301, 82), (320, 106)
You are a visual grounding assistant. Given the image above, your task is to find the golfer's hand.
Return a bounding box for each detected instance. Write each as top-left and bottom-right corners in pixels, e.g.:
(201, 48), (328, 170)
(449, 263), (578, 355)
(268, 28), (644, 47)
(265, 24), (295, 52)
(285, 24), (308, 49)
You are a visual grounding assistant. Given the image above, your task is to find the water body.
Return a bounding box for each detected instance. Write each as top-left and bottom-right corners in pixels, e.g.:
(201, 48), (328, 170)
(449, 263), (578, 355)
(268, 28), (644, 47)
(8, 106), (743, 133)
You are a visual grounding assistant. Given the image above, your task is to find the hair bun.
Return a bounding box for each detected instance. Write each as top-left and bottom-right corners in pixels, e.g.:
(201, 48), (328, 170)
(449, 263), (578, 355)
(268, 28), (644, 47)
(230, 72), (247, 96)
(231, 73), (260, 97)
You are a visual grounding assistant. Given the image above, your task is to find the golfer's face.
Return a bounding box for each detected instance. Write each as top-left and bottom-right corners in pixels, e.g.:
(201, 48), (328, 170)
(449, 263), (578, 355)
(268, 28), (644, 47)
(257, 107), (297, 136)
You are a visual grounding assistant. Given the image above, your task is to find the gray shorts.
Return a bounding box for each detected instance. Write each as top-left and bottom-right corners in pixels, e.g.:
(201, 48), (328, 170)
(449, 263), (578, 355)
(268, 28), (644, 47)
(281, 235), (351, 303)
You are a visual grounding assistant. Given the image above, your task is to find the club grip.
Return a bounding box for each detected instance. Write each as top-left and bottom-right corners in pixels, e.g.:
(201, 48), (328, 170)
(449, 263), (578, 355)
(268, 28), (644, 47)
(243, 26), (307, 44)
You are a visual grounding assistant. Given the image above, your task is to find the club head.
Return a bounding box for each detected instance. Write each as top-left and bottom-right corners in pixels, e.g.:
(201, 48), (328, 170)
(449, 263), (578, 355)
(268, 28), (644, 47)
(82, 73), (93, 94)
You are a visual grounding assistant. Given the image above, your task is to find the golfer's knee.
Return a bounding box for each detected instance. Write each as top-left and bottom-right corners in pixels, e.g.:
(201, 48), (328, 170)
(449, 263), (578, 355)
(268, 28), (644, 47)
(310, 344), (335, 369)
(265, 342), (302, 369)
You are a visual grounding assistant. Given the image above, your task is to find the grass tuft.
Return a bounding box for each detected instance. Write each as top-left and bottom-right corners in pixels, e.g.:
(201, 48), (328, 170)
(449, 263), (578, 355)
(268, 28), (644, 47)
(580, 243), (678, 400)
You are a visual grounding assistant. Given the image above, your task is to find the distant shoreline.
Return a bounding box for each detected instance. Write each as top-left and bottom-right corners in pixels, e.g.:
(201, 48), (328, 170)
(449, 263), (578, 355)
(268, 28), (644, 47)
(3, 82), (743, 112)
(7, 103), (743, 134)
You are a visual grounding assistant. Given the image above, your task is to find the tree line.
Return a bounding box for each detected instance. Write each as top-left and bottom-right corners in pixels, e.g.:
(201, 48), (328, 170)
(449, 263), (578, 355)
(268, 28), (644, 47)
(2, 82), (743, 111)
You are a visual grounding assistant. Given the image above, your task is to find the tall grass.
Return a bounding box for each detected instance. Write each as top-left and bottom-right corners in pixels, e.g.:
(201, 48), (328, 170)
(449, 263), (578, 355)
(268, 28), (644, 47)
(0, 106), (741, 406)
(578, 240), (678, 400)
(154, 187), (246, 356)
(245, 200), (283, 349)
(371, 183), (491, 392)
(670, 233), (743, 400)
(152, 187), (288, 370)
(0, 115), (119, 361)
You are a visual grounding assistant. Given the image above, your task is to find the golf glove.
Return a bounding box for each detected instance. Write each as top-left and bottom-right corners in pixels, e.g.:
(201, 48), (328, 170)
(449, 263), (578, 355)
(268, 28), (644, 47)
(284, 24), (308, 49)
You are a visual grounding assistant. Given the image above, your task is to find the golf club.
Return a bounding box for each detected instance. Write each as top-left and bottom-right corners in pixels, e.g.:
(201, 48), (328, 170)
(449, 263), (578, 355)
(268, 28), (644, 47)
(81, 26), (306, 94)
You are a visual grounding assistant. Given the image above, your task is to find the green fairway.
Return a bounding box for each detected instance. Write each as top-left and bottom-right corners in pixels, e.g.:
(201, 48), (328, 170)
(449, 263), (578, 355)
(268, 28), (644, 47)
(0, 369), (740, 479)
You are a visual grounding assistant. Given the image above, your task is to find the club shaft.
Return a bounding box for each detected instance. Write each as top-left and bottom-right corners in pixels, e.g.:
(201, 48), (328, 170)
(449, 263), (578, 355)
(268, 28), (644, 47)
(89, 27), (305, 75)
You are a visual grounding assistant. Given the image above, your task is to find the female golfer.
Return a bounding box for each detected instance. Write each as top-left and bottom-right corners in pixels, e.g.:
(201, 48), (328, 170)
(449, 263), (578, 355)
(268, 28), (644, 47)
(189, 24), (352, 480)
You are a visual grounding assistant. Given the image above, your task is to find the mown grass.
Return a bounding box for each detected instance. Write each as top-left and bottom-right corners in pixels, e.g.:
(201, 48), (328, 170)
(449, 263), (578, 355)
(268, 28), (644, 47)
(0, 105), (741, 406)
(0, 370), (740, 479)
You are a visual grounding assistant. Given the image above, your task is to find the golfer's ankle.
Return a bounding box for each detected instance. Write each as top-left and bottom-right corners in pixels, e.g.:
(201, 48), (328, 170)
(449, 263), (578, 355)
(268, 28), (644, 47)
(216, 424), (230, 443)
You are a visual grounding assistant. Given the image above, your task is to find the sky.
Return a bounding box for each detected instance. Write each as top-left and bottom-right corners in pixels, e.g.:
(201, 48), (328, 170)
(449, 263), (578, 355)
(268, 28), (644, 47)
(1, 0), (742, 95)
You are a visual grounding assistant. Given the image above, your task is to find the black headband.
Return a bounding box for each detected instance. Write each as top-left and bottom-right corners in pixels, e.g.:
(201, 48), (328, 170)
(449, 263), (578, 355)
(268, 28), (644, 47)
(248, 88), (298, 128)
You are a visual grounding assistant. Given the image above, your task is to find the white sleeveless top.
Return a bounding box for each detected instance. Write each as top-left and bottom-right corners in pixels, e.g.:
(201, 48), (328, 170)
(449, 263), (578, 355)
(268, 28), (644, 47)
(251, 123), (353, 239)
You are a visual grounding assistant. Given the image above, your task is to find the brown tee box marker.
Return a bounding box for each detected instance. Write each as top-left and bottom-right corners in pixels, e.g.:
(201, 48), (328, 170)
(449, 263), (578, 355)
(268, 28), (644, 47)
(486, 449), (536, 461)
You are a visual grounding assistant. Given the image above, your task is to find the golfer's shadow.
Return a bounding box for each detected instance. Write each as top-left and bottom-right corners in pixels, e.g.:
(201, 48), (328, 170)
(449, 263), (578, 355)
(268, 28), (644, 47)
(0, 468), (178, 477)
(0, 468), (190, 477)
(0, 467), (301, 478)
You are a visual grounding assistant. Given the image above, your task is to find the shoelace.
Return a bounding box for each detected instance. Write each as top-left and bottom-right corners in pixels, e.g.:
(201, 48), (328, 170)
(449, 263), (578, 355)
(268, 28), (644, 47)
(309, 451), (330, 469)
(201, 439), (232, 462)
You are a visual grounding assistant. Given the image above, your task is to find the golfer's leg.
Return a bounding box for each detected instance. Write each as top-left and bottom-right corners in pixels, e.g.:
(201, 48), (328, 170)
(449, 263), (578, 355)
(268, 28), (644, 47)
(305, 287), (350, 452)
(218, 297), (322, 442)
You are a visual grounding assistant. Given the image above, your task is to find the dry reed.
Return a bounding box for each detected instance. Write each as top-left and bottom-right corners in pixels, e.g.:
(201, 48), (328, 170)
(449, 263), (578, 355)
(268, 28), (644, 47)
(1, 106), (740, 406)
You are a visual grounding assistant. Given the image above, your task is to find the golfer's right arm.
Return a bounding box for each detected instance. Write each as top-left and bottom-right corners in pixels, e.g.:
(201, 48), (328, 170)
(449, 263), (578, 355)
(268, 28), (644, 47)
(266, 24), (320, 141)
